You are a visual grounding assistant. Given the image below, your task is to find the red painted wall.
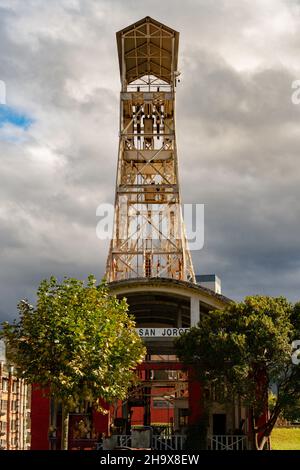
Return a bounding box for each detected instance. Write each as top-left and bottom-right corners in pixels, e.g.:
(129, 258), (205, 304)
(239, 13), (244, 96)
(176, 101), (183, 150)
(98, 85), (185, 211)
(30, 362), (205, 449)
(31, 387), (50, 450)
(31, 389), (110, 449)
(130, 402), (174, 425)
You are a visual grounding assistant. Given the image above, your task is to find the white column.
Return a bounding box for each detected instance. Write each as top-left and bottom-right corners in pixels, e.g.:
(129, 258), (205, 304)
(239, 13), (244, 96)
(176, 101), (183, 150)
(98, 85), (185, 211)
(190, 296), (200, 326)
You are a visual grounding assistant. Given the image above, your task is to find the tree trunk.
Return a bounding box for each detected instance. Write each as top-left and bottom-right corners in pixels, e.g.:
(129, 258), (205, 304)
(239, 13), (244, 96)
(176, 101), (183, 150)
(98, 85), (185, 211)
(249, 410), (257, 450)
(61, 405), (69, 450)
(49, 398), (58, 450)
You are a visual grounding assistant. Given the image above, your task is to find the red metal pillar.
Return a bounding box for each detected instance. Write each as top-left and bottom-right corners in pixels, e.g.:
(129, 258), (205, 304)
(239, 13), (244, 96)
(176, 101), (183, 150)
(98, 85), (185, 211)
(188, 367), (203, 425)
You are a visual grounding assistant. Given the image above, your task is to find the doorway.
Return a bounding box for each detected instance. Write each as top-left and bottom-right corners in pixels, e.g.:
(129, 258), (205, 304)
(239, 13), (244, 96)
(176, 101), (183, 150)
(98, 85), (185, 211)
(212, 413), (226, 435)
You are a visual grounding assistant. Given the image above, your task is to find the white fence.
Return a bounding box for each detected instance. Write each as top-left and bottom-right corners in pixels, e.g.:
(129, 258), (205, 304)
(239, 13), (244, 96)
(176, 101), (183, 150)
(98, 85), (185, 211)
(97, 434), (186, 450)
(152, 435), (186, 450)
(97, 433), (247, 450)
(97, 434), (132, 450)
(208, 435), (248, 450)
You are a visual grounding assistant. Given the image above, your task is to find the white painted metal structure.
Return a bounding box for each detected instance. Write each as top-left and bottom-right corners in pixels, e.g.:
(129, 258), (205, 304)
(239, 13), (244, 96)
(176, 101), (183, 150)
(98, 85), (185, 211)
(106, 16), (195, 282)
(208, 435), (248, 450)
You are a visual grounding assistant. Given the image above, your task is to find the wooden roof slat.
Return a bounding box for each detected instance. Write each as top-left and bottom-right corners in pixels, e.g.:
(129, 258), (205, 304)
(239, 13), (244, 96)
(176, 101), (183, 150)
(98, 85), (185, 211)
(116, 16), (179, 85)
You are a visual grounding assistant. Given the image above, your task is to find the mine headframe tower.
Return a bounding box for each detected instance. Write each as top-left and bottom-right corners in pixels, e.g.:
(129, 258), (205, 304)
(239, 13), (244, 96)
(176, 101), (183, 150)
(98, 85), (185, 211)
(106, 16), (195, 282)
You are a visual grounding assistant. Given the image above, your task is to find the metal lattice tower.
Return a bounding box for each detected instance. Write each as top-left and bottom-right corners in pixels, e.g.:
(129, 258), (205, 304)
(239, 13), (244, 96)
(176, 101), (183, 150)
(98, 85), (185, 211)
(106, 17), (195, 282)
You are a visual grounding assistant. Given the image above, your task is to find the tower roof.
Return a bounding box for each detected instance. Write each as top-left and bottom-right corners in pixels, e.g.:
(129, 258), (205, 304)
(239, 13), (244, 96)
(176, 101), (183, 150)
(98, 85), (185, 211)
(116, 16), (179, 85)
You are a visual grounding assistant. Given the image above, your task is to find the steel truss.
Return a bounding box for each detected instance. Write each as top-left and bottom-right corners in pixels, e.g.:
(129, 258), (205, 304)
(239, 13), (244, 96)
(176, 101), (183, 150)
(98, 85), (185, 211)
(106, 18), (195, 282)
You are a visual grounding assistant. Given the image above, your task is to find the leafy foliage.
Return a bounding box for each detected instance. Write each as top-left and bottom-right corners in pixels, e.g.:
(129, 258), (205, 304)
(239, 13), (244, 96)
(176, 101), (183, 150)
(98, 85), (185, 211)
(175, 296), (300, 449)
(1, 275), (146, 410)
(269, 392), (300, 424)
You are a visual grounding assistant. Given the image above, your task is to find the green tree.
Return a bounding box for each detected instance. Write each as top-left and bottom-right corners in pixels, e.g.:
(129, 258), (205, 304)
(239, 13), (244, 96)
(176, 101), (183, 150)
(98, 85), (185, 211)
(175, 296), (300, 450)
(0, 275), (146, 449)
(281, 400), (300, 423)
(269, 392), (300, 424)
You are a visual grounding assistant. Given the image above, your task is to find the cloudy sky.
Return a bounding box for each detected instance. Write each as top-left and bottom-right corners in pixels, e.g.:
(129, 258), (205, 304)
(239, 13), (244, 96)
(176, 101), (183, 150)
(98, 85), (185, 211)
(0, 0), (300, 322)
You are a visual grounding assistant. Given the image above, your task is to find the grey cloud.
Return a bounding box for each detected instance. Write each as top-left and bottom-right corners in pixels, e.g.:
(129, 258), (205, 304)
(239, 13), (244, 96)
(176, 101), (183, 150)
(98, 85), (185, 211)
(1, 0), (300, 321)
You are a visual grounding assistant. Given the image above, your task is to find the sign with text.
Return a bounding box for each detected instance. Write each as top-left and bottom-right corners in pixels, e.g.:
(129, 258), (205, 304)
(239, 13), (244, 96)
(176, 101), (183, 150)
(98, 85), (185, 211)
(136, 327), (189, 338)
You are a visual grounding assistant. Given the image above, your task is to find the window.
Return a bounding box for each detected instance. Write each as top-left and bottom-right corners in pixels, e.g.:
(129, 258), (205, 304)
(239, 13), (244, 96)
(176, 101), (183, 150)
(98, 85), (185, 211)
(0, 400), (7, 411)
(0, 421), (6, 431)
(153, 399), (174, 409)
(0, 438), (6, 449)
(12, 381), (18, 393)
(11, 401), (17, 412)
(10, 420), (16, 432)
(1, 379), (8, 392)
(178, 408), (189, 427)
(210, 382), (226, 402)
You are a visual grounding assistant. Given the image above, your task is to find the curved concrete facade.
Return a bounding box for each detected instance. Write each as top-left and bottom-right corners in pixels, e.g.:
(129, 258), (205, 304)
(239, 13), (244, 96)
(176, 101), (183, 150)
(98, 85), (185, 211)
(108, 277), (231, 328)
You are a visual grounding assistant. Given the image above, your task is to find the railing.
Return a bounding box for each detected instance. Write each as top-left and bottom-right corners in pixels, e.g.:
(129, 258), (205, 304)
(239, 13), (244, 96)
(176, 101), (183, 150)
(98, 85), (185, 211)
(208, 435), (248, 450)
(96, 434), (186, 450)
(97, 434), (247, 450)
(117, 435), (131, 448)
(152, 435), (186, 450)
(96, 434), (132, 450)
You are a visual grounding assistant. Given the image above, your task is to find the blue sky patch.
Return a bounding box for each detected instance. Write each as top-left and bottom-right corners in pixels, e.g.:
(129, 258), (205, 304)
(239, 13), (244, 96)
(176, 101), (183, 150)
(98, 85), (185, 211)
(0, 105), (33, 129)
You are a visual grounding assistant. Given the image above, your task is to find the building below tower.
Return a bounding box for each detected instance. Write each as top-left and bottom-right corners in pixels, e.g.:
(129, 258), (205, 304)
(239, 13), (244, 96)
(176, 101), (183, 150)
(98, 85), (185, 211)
(0, 341), (31, 450)
(30, 277), (255, 450)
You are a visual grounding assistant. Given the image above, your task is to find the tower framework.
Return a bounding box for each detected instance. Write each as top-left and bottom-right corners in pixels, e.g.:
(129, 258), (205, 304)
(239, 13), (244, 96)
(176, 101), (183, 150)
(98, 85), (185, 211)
(106, 16), (195, 282)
